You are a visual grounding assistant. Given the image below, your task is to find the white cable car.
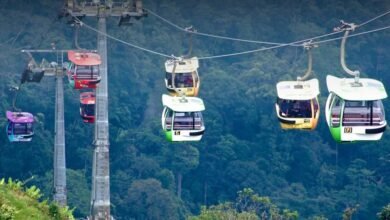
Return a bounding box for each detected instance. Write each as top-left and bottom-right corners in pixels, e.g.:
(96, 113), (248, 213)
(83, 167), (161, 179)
(161, 94), (205, 142)
(325, 21), (387, 142)
(165, 57), (200, 97)
(275, 42), (320, 130)
(276, 79), (320, 130)
(325, 75), (387, 142)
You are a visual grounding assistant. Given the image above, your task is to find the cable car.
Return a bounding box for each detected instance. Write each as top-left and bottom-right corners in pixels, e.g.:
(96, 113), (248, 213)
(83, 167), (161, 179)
(325, 75), (387, 142)
(161, 94), (205, 142)
(80, 92), (95, 123)
(165, 57), (200, 97)
(275, 79), (320, 130)
(325, 21), (388, 142)
(66, 51), (101, 89)
(6, 111), (34, 142)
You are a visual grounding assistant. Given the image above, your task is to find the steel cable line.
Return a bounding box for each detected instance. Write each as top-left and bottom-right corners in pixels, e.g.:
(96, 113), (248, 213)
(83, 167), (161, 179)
(198, 24), (390, 60)
(74, 18), (173, 58)
(145, 8), (390, 46)
(144, 8), (305, 46)
(75, 16), (390, 60)
(358, 9), (390, 27)
(314, 25), (390, 45)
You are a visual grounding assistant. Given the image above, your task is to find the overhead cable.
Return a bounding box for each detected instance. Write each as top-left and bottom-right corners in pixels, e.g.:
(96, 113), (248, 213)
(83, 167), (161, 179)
(75, 18), (173, 58)
(145, 8), (390, 46)
(315, 25), (390, 45)
(75, 16), (390, 60)
(358, 9), (390, 27)
(199, 24), (390, 60)
(144, 8), (304, 46)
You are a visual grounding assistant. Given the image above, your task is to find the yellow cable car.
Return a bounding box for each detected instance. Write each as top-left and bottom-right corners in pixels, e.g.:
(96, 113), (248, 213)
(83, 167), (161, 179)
(165, 57), (200, 97)
(276, 79), (320, 130)
(275, 42), (320, 130)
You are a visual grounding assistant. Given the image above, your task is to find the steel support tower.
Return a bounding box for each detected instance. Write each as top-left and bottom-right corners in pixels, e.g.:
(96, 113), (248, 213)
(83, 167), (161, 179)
(53, 57), (67, 206)
(64, 1), (146, 219)
(21, 50), (67, 206)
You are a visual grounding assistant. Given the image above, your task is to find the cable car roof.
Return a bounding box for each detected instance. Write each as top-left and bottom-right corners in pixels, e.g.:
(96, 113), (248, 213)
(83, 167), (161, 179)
(276, 78), (320, 100)
(326, 75), (387, 100)
(68, 51), (102, 66)
(6, 111), (34, 123)
(162, 94), (205, 112)
(80, 92), (96, 104)
(165, 57), (199, 73)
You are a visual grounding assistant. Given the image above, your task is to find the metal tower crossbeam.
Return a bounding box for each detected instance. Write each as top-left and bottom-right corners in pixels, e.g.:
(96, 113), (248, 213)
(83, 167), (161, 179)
(64, 1), (146, 219)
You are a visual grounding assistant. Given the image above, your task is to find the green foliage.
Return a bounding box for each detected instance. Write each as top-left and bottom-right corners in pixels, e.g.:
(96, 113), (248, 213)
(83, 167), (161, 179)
(188, 205), (258, 220)
(25, 185), (42, 200)
(0, 203), (17, 220)
(189, 188), (299, 220)
(123, 178), (184, 220)
(378, 204), (390, 220)
(342, 205), (359, 220)
(0, 178), (74, 220)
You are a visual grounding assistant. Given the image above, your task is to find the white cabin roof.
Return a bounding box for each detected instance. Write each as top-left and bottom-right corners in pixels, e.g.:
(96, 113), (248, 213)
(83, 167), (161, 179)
(326, 75), (387, 101)
(276, 78), (320, 100)
(162, 94), (205, 112)
(165, 57), (199, 73)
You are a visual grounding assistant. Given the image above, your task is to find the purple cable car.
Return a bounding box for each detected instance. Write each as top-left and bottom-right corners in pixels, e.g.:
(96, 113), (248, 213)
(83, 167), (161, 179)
(6, 111), (34, 142)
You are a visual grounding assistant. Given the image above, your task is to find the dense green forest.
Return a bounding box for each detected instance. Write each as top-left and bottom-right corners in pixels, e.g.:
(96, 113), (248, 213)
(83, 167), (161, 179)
(1, 0), (390, 219)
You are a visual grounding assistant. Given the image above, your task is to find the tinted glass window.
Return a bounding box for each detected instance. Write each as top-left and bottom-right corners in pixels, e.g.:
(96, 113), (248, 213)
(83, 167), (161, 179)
(277, 99), (312, 118)
(13, 123), (33, 135)
(173, 111), (203, 130)
(331, 96), (342, 127)
(174, 72), (193, 88)
(343, 100), (385, 126)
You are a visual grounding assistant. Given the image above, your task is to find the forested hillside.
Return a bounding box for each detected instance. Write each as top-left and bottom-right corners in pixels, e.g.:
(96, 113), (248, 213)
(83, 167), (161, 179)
(0, 0), (390, 219)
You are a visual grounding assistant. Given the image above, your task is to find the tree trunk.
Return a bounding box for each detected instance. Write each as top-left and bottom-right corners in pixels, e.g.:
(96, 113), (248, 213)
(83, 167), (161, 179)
(177, 172), (182, 199)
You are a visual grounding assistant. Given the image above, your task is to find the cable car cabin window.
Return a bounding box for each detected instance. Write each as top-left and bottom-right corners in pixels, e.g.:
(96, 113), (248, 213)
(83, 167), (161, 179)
(82, 104), (95, 116)
(277, 99), (312, 118)
(69, 64), (76, 79)
(193, 112), (203, 130)
(75, 65), (99, 79)
(342, 100), (385, 126)
(313, 98), (319, 115)
(194, 72), (199, 84)
(174, 73), (194, 88)
(165, 108), (173, 130)
(166, 72), (173, 88)
(173, 112), (203, 130)
(7, 120), (12, 134)
(13, 123), (33, 135)
(330, 96), (342, 127)
(373, 100), (385, 125)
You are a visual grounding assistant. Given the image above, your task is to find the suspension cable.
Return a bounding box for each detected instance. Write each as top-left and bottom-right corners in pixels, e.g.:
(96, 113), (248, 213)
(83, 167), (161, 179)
(145, 8), (302, 46)
(199, 25), (390, 60)
(314, 25), (390, 45)
(145, 8), (390, 46)
(358, 9), (390, 27)
(74, 17), (173, 58)
(75, 16), (390, 60)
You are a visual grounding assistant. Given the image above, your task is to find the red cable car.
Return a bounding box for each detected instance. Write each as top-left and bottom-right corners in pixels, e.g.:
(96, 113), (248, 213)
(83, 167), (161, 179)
(67, 51), (101, 89)
(80, 92), (95, 123)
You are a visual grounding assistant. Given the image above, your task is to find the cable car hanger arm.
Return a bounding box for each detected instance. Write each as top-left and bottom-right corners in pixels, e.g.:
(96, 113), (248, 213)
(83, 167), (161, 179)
(336, 21), (360, 83)
(297, 41), (317, 81)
